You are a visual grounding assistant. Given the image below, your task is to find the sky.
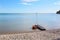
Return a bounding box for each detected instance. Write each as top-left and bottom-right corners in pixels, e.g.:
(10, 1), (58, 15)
(0, 0), (60, 13)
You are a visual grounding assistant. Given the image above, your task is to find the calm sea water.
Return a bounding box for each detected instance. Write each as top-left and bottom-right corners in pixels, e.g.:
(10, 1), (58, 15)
(0, 13), (60, 31)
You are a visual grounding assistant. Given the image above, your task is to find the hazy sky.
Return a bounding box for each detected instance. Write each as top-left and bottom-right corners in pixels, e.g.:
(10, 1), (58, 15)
(0, 0), (60, 13)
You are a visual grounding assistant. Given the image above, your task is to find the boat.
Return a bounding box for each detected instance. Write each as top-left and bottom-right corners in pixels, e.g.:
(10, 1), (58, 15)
(32, 24), (46, 31)
(32, 13), (46, 31)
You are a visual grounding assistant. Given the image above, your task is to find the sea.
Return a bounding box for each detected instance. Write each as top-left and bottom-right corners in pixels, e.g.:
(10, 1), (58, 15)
(0, 13), (60, 32)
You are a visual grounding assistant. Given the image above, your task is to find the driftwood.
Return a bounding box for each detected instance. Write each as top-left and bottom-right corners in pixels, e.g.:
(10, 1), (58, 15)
(32, 25), (46, 31)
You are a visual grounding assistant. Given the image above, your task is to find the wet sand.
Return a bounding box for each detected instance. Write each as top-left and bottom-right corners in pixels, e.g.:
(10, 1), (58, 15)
(0, 29), (60, 40)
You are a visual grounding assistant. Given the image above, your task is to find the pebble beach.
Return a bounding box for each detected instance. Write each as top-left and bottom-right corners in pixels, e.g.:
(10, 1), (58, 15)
(0, 29), (60, 40)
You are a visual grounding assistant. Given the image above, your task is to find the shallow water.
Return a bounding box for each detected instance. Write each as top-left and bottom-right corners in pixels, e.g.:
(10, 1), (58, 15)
(0, 13), (60, 31)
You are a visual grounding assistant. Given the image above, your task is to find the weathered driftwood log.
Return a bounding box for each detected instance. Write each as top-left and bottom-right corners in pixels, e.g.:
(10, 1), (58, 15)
(32, 25), (46, 31)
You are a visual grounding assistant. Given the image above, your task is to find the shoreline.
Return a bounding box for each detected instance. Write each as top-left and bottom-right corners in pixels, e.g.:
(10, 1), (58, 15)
(0, 29), (60, 35)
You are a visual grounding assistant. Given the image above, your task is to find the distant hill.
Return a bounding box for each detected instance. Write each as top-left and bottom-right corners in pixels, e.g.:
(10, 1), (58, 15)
(56, 10), (60, 14)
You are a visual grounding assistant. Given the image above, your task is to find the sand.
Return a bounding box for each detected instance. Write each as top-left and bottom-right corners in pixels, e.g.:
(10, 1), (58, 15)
(0, 29), (60, 40)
